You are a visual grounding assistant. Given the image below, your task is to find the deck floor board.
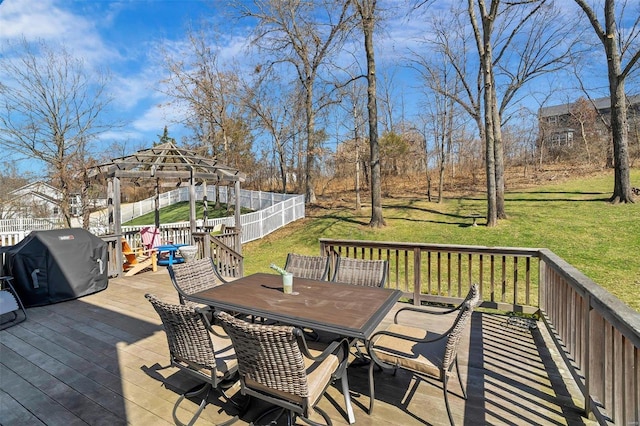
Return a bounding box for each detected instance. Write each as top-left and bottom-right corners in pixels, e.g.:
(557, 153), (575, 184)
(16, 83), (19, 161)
(1, 269), (594, 425)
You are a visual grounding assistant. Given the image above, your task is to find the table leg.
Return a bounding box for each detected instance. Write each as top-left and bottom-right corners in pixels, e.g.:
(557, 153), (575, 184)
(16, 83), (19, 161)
(341, 369), (356, 424)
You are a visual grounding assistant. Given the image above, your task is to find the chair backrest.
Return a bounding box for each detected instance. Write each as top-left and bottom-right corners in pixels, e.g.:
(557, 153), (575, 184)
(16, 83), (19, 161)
(284, 253), (330, 281)
(442, 284), (481, 370)
(216, 311), (310, 399)
(0, 276), (27, 330)
(140, 226), (161, 250)
(332, 257), (388, 288)
(145, 293), (218, 371)
(168, 257), (226, 302)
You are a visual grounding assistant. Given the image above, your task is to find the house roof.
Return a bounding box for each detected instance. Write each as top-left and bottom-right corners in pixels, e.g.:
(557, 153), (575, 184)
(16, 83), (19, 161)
(9, 181), (60, 197)
(7, 181), (62, 205)
(540, 94), (640, 118)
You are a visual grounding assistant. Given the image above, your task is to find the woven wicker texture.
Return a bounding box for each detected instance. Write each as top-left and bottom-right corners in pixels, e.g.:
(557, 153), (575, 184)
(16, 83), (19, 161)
(332, 257), (388, 287)
(442, 285), (481, 369)
(145, 293), (218, 371)
(367, 284), (481, 425)
(284, 253), (330, 281)
(217, 311), (310, 398)
(169, 257), (226, 307)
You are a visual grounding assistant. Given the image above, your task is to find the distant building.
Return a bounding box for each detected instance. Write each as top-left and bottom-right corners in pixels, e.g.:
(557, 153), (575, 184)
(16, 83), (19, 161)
(538, 94), (640, 154)
(2, 181), (106, 221)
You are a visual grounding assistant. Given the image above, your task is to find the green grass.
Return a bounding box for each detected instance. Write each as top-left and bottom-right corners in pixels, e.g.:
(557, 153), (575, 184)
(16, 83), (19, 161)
(134, 171), (640, 311)
(243, 169), (640, 312)
(123, 201), (252, 226)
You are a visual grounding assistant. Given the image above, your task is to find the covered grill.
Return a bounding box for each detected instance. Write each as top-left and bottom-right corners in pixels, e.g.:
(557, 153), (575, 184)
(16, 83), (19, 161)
(3, 229), (108, 307)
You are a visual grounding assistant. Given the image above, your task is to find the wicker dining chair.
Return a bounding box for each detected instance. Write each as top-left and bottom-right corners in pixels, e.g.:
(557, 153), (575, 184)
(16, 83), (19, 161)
(284, 253), (331, 281)
(331, 257), (388, 288)
(145, 294), (241, 426)
(168, 257), (228, 308)
(366, 284), (481, 426)
(216, 311), (354, 426)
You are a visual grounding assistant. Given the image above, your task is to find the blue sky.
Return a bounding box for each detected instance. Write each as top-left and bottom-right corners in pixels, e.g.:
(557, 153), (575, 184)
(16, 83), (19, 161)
(0, 0), (427, 175)
(0, 0), (242, 148)
(0, 0), (636, 176)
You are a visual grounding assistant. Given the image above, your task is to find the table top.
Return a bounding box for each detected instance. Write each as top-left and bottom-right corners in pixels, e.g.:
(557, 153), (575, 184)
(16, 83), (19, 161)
(190, 272), (402, 340)
(156, 244), (188, 251)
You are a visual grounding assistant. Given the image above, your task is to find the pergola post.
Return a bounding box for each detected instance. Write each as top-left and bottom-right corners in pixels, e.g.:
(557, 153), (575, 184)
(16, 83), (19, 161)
(234, 180), (242, 254)
(111, 177), (123, 277)
(189, 169), (196, 243)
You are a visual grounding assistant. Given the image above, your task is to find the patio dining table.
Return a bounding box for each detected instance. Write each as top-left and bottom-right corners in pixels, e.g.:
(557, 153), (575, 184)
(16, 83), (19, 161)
(188, 272), (402, 424)
(189, 272), (402, 341)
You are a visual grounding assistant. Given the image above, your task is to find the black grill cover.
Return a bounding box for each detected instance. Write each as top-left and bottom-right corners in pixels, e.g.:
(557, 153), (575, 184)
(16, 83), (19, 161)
(4, 228), (108, 307)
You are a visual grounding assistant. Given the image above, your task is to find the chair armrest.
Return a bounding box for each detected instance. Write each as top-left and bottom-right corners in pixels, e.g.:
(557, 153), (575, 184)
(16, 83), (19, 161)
(369, 327), (447, 346)
(197, 306), (231, 339)
(296, 331), (351, 377)
(294, 329), (349, 363)
(394, 304), (459, 324)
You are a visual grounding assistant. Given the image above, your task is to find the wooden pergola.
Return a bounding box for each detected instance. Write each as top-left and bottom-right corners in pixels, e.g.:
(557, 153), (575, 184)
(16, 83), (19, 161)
(87, 142), (246, 275)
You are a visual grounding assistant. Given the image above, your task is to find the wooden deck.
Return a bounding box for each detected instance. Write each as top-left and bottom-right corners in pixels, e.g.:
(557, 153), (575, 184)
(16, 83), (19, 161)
(1, 270), (596, 426)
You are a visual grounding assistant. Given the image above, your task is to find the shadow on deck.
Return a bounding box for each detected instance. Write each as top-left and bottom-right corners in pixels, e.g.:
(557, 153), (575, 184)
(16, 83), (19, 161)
(0, 270), (594, 426)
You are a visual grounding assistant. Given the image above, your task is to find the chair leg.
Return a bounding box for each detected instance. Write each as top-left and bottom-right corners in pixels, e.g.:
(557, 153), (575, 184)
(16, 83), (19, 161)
(340, 368), (355, 424)
(172, 383), (241, 426)
(368, 358), (376, 414)
(298, 407), (331, 426)
(172, 382), (213, 426)
(443, 377), (455, 426)
(454, 357), (467, 400)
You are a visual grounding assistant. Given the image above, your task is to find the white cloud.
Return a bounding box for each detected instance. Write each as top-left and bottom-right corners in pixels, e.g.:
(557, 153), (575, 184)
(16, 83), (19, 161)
(133, 102), (188, 134)
(0, 0), (119, 67)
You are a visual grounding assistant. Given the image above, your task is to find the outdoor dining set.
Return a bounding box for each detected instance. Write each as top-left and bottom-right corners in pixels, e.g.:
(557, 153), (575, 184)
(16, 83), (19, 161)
(147, 253), (481, 426)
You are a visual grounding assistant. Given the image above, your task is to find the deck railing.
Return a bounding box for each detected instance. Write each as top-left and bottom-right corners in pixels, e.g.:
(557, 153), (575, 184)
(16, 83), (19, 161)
(320, 238), (541, 314)
(319, 238), (639, 426)
(192, 231), (244, 279)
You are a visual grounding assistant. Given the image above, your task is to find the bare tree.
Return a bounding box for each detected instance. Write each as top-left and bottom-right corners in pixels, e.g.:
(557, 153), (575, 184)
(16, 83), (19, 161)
(415, 1), (574, 225)
(0, 162), (31, 219)
(0, 39), (114, 228)
(239, 0), (354, 204)
(350, 0), (385, 226)
(334, 78), (368, 210)
(161, 29), (247, 166)
(569, 97), (601, 164)
(242, 70), (298, 193)
(574, 0), (639, 203)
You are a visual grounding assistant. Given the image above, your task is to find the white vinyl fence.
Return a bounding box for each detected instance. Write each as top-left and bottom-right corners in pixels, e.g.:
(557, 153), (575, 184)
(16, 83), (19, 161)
(119, 186), (299, 223)
(1, 188), (305, 247)
(0, 218), (62, 246)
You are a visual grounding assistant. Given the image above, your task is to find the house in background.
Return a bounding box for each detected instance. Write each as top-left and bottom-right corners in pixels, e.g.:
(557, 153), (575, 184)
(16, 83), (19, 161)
(538, 94), (640, 160)
(1, 181), (83, 220)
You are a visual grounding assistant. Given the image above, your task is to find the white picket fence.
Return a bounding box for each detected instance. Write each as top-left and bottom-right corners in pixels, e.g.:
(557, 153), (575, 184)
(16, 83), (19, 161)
(118, 186), (298, 222)
(0, 188), (305, 247)
(0, 218), (62, 246)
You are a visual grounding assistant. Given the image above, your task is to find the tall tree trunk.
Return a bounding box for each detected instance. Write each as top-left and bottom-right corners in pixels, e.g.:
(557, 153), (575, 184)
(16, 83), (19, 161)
(604, 7), (632, 203)
(609, 79), (632, 203)
(492, 81), (507, 219)
(304, 81), (317, 204)
(360, 2), (385, 227)
(473, 0), (499, 226)
(575, 0), (636, 203)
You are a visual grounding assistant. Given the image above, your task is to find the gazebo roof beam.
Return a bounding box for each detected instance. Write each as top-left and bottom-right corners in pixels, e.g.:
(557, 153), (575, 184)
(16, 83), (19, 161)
(108, 161), (241, 175)
(105, 169), (237, 182)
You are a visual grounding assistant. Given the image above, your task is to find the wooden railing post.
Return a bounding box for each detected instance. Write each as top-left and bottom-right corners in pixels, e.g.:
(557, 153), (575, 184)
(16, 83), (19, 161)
(413, 247), (421, 305)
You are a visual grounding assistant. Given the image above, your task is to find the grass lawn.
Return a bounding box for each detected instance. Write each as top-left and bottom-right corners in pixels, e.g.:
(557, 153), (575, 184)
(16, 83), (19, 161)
(242, 169), (640, 312)
(123, 201), (252, 226)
